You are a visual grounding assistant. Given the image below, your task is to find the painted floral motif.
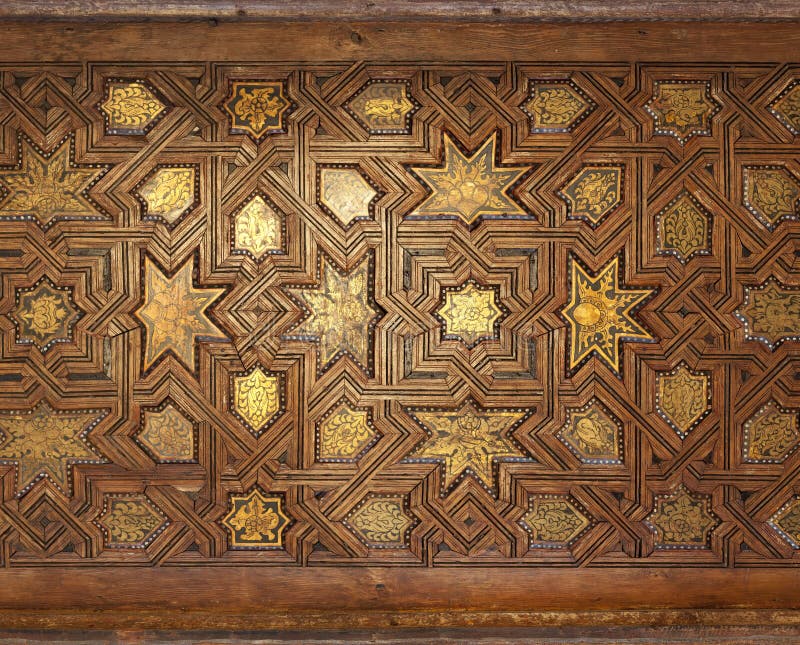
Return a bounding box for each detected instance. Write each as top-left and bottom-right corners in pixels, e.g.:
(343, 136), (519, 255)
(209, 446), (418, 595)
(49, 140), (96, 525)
(523, 80), (595, 132)
(560, 400), (622, 463)
(97, 495), (167, 548)
(736, 279), (800, 350)
(743, 401), (799, 463)
(743, 166), (800, 229)
(317, 403), (377, 461)
(346, 81), (418, 133)
(645, 81), (720, 143)
(137, 166), (196, 226)
(318, 167), (378, 226)
(656, 193), (711, 262)
(524, 496), (591, 546)
(561, 255), (655, 375)
(436, 281), (504, 347)
(224, 81), (291, 140)
(233, 195), (283, 259)
(645, 487), (717, 548)
(410, 133), (528, 225)
(770, 497), (800, 548)
(11, 280), (81, 352)
(560, 166), (623, 226)
(223, 490), (290, 548)
(770, 81), (800, 135)
(138, 403), (195, 462)
(346, 497), (414, 547)
(231, 367), (282, 434)
(100, 81), (166, 134)
(655, 364), (710, 438)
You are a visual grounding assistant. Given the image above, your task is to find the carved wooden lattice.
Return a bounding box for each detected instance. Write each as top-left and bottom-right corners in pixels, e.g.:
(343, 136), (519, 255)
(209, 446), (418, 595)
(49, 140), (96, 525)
(1, 61), (800, 567)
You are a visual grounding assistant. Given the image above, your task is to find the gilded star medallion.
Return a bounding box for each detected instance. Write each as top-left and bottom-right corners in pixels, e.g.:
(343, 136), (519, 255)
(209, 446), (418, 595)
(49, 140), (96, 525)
(736, 279), (800, 350)
(284, 254), (382, 376)
(645, 486), (718, 549)
(135, 254), (227, 374)
(436, 281), (505, 347)
(406, 401), (529, 493)
(0, 137), (108, 229)
(224, 80), (292, 141)
(10, 278), (82, 352)
(0, 400), (107, 497)
(645, 80), (721, 144)
(409, 133), (529, 226)
(561, 255), (655, 376)
(223, 489), (290, 549)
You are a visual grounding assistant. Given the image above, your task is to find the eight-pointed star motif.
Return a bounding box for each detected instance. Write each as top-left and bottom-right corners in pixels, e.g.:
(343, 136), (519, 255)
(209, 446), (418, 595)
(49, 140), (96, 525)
(561, 255), (655, 376)
(410, 133), (529, 225)
(0, 138), (108, 228)
(406, 402), (528, 493)
(135, 255), (227, 374)
(0, 401), (107, 497)
(285, 254), (382, 376)
(437, 281), (505, 347)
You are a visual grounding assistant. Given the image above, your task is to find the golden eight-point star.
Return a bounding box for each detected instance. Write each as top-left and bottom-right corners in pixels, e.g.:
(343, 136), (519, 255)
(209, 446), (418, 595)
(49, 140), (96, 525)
(561, 255), (655, 375)
(407, 402), (527, 492)
(286, 254), (382, 375)
(0, 401), (106, 497)
(410, 133), (529, 226)
(0, 138), (106, 228)
(135, 255), (227, 373)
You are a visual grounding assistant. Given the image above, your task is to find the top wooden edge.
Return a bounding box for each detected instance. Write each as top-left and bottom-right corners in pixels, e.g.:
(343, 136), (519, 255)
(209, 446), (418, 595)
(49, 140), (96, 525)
(6, 0), (800, 22)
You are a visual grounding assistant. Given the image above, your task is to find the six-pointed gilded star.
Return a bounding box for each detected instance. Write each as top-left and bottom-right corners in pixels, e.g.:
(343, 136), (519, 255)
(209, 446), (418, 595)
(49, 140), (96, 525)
(285, 254), (381, 375)
(0, 138), (106, 227)
(135, 255), (227, 373)
(0, 401), (106, 496)
(407, 402), (527, 491)
(561, 254), (655, 375)
(410, 133), (528, 225)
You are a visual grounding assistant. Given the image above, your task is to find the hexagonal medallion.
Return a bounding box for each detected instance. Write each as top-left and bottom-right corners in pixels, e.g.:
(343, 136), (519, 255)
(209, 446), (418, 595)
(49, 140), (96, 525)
(736, 278), (800, 350)
(137, 402), (196, 463)
(743, 166), (800, 230)
(100, 79), (167, 135)
(645, 80), (721, 144)
(769, 80), (800, 135)
(560, 165), (623, 227)
(655, 363), (711, 438)
(559, 398), (622, 464)
(96, 494), (169, 549)
(743, 400), (800, 463)
(435, 281), (506, 348)
(230, 366), (284, 436)
(656, 192), (711, 263)
(345, 80), (419, 134)
(645, 487), (718, 549)
(522, 79), (596, 133)
(318, 166), (379, 227)
(522, 495), (592, 548)
(136, 165), (198, 227)
(316, 400), (379, 462)
(345, 495), (414, 548)
(232, 193), (284, 261)
(223, 489), (290, 549)
(10, 278), (82, 352)
(769, 497), (800, 548)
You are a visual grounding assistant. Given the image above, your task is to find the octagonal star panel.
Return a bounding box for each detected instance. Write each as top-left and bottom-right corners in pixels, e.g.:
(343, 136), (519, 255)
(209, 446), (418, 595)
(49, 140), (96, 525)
(559, 165), (623, 227)
(743, 400), (800, 463)
(284, 253), (382, 377)
(561, 254), (656, 377)
(405, 401), (530, 495)
(136, 401), (196, 463)
(222, 489), (290, 549)
(769, 80), (800, 135)
(231, 193), (284, 261)
(656, 192), (712, 263)
(743, 166), (800, 230)
(10, 278), (82, 353)
(769, 497), (800, 549)
(135, 254), (228, 375)
(99, 79), (168, 135)
(0, 136), (109, 229)
(0, 401), (107, 498)
(317, 165), (381, 227)
(96, 494), (169, 549)
(224, 80), (292, 141)
(522, 79), (596, 133)
(645, 487), (718, 549)
(316, 399), (379, 462)
(136, 165), (199, 228)
(345, 79), (419, 134)
(559, 399), (622, 464)
(736, 278), (800, 350)
(408, 133), (529, 226)
(344, 495), (415, 548)
(435, 280), (506, 348)
(230, 366), (285, 436)
(655, 363), (711, 439)
(522, 495), (592, 548)
(645, 80), (721, 144)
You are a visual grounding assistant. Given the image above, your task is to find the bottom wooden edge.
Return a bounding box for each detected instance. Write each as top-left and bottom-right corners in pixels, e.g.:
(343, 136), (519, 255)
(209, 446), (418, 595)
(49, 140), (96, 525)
(2, 609), (800, 631)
